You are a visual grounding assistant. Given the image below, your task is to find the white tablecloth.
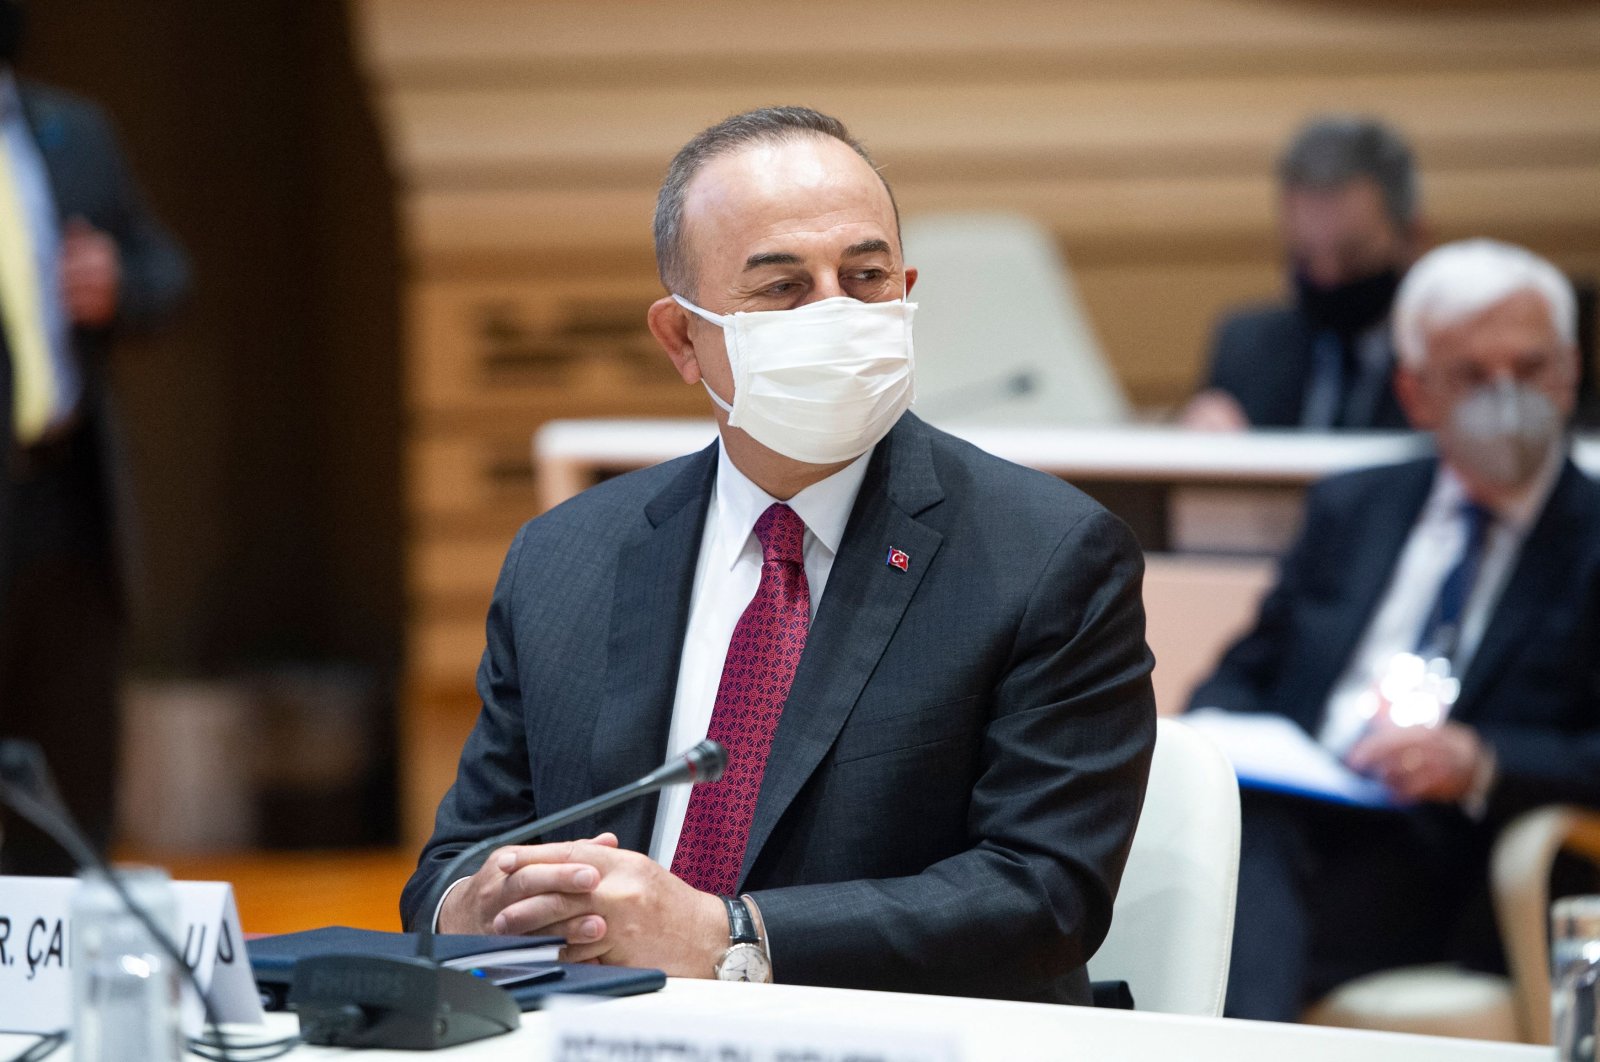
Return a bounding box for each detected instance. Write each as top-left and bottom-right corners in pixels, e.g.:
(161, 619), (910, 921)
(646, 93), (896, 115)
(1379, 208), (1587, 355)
(1, 978), (1546, 1061)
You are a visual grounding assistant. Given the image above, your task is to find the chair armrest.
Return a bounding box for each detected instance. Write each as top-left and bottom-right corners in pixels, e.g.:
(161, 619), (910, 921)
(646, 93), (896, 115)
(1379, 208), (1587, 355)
(1491, 805), (1600, 1044)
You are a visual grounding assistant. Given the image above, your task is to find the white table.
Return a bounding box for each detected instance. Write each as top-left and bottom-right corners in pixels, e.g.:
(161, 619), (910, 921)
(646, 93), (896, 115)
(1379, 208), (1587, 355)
(534, 420), (1431, 504)
(3, 979), (1546, 1061)
(534, 420), (1600, 554)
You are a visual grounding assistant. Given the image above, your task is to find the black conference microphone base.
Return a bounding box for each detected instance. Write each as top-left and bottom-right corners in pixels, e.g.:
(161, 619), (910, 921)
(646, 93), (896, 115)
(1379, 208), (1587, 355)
(292, 954), (519, 1049)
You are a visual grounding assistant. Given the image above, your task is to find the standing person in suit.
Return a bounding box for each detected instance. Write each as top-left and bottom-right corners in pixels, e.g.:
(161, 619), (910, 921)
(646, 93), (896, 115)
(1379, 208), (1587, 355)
(1188, 239), (1600, 1021)
(0, 0), (190, 872)
(1181, 116), (1426, 431)
(402, 106), (1156, 1002)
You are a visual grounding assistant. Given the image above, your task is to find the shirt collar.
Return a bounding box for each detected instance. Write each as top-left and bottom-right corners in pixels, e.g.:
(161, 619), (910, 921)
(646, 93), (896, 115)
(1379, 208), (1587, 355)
(710, 441), (874, 570)
(1429, 442), (1565, 535)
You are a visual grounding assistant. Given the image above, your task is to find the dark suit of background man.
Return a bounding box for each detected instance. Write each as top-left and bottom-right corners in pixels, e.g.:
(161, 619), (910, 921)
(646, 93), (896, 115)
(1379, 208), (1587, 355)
(1181, 115), (1425, 432)
(1187, 239), (1600, 1021)
(402, 106), (1156, 1002)
(0, 1), (189, 873)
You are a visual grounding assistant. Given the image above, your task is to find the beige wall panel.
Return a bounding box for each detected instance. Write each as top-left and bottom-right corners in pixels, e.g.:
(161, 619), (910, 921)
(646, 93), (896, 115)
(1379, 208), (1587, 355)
(408, 164), (1600, 266)
(1144, 554), (1275, 715)
(398, 680), (479, 848)
(406, 430), (541, 522)
(382, 69), (1600, 187)
(408, 527), (518, 609)
(406, 177), (1276, 265)
(355, 0), (1600, 80)
(1076, 262), (1283, 410)
(405, 276), (706, 414)
(410, 614), (492, 692)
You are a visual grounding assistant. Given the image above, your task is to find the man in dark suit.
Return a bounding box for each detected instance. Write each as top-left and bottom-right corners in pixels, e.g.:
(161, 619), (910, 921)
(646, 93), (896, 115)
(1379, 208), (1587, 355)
(1181, 116), (1425, 432)
(402, 106), (1156, 1002)
(0, 0), (189, 872)
(1188, 239), (1600, 1020)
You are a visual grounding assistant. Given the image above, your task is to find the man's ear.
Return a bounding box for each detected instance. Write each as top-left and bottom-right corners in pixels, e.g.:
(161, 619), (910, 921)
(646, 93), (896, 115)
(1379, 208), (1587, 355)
(904, 266), (918, 297)
(647, 296), (702, 385)
(1393, 364), (1435, 431)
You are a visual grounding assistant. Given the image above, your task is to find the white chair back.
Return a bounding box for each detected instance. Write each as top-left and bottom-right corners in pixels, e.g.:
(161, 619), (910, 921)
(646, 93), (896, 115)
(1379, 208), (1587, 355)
(899, 213), (1129, 426)
(1087, 717), (1241, 1016)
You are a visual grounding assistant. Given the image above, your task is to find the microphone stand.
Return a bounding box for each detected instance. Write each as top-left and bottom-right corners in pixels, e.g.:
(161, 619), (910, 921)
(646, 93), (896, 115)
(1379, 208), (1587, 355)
(290, 739), (726, 1050)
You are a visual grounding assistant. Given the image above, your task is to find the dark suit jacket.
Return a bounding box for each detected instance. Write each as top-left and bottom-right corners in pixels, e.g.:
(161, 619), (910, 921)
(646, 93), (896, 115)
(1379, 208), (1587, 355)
(0, 80), (189, 596)
(402, 412), (1157, 1004)
(1203, 303), (1410, 431)
(1190, 456), (1600, 823)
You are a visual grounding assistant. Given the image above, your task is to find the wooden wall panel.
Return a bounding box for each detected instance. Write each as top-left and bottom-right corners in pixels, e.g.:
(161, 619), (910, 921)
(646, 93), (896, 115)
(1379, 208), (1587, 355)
(380, 70), (1600, 188)
(347, 0), (1600, 844)
(355, 1), (1599, 79)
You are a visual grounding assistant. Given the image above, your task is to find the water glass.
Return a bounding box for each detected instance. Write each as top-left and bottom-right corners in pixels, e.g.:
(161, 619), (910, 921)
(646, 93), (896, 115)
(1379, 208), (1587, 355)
(71, 866), (186, 1062)
(1553, 895), (1600, 1062)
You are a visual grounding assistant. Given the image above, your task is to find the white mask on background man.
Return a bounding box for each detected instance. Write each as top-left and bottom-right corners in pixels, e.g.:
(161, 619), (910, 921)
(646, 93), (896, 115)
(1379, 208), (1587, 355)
(1441, 378), (1562, 489)
(674, 293), (916, 465)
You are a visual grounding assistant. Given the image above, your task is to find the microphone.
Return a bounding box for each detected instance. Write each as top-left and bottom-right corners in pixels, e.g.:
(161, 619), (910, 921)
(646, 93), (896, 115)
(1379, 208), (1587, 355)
(0, 740), (99, 867)
(290, 739), (727, 1050)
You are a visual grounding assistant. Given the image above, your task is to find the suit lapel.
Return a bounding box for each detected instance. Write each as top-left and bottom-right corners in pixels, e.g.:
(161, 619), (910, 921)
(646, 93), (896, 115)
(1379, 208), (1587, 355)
(586, 444), (716, 852)
(738, 415), (945, 886)
(1301, 460), (1436, 718)
(17, 86), (72, 219)
(1455, 460), (1587, 716)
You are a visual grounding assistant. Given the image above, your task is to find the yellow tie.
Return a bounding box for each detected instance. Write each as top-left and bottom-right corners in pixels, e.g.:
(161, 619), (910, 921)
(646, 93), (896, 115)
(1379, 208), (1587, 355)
(0, 131), (57, 444)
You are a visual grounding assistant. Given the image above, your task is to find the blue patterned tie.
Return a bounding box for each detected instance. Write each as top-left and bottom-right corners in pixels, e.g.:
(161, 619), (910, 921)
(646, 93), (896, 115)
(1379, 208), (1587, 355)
(1415, 500), (1495, 662)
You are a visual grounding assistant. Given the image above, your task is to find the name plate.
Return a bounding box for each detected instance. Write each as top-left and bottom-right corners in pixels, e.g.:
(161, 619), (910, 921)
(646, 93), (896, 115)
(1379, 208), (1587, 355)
(0, 876), (264, 1035)
(548, 1003), (961, 1062)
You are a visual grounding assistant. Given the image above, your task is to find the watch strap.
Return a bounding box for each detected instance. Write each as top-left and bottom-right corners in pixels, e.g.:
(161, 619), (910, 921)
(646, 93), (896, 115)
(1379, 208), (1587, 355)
(722, 895), (760, 946)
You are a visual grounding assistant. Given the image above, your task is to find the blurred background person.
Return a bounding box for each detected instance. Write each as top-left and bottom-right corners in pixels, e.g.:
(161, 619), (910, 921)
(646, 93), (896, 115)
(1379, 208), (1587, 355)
(1187, 239), (1600, 1021)
(0, 0), (189, 873)
(1182, 116), (1427, 432)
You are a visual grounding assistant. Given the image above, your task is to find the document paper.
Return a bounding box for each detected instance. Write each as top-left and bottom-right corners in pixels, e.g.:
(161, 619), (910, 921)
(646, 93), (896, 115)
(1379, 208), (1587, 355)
(1185, 708), (1394, 808)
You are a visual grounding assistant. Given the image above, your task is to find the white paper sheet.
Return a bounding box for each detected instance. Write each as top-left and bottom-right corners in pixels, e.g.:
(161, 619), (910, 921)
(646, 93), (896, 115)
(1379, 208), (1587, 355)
(1185, 708), (1395, 808)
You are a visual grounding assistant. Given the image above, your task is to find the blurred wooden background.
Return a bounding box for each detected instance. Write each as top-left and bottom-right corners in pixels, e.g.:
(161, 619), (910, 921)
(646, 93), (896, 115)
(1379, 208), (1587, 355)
(344, 0), (1600, 847)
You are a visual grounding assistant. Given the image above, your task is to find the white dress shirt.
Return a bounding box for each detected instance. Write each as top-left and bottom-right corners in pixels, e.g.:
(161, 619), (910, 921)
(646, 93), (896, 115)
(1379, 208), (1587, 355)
(648, 440), (873, 865)
(1316, 451), (1563, 757)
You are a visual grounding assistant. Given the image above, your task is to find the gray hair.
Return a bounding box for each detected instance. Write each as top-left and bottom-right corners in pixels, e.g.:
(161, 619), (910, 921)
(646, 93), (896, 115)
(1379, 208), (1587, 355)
(652, 106), (898, 298)
(1278, 115), (1419, 227)
(1393, 239), (1576, 369)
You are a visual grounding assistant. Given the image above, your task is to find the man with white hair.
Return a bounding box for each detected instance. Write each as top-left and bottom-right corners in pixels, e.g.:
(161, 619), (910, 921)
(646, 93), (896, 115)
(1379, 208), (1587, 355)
(1188, 238), (1600, 1020)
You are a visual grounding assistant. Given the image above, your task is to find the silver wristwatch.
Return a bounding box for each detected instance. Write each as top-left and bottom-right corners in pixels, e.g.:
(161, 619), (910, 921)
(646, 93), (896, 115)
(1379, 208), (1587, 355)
(713, 896), (772, 983)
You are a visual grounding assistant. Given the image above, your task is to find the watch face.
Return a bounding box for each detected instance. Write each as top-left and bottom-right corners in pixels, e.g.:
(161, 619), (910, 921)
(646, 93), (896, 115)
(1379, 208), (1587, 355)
(717, 942), (771, 983)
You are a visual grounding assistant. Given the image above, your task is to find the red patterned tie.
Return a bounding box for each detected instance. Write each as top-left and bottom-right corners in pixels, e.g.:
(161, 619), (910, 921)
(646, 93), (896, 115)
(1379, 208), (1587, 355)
(671, 502), (810, 895)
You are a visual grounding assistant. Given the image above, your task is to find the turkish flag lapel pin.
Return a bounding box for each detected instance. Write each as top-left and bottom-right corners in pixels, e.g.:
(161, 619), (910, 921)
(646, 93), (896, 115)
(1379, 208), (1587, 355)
(886, 547), (910, 572)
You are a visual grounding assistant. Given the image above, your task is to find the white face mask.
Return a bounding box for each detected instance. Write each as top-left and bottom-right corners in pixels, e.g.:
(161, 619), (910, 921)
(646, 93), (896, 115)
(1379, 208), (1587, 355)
(674, 292), (916, 465)
(1441, 377), (1562, 489)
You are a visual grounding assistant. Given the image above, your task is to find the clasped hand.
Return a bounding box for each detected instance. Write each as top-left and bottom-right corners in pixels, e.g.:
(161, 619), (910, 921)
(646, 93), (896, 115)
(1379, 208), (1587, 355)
(437, 833), (727, 976)
(1345, 720), (1485, 804)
